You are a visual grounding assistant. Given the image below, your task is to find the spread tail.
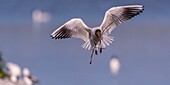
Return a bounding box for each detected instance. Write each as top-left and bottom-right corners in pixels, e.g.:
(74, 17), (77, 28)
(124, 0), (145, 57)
(81, 40), (91, 50)
(99, 35), (114, 49)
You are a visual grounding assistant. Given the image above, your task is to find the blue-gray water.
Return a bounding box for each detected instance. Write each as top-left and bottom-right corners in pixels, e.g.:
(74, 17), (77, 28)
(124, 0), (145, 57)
(0, 0), (170, 85)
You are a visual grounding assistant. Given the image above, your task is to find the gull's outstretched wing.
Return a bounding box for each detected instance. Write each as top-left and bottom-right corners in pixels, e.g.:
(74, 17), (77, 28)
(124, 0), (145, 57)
(51, 18), (90, 42)
(100, 5), (144, 35)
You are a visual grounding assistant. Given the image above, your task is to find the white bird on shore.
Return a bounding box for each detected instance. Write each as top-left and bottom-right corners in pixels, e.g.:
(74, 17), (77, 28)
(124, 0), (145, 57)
(0, 68), (39, 85)
(23, 68), (38, 85)
(51, 5), (144, 64)
(6, 62), (21, 83)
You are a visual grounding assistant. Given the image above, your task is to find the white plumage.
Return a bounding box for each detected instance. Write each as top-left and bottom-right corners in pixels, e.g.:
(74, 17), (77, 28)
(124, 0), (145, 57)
(23, 68), (38, 85)
(51, 5), (144, 64)
(6, 62), (21, 83)
(0, 67), (38, 85)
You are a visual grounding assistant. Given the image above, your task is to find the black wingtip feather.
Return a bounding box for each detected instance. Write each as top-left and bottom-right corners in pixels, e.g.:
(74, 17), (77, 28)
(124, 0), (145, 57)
(51, 25), (72, 40)
(51, 35), (55, 39)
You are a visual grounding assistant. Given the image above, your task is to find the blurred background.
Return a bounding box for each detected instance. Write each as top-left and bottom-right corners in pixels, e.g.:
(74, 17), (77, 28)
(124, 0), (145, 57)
(0, 0), (170, 85)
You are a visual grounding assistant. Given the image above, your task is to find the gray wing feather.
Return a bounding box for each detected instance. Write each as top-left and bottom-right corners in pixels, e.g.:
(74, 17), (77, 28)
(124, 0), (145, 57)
(100, 5), (144, 35)
(51, 18), (90, 42)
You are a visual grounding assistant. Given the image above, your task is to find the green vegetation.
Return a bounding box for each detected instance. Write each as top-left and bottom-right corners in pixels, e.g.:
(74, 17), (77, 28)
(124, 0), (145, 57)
(0, 52), (6, 78)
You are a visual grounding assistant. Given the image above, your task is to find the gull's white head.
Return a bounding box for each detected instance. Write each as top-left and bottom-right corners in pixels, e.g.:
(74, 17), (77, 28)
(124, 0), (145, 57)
(6, 62), (21, 83)
(23, 68), (38, 85)
(109, 56), (121, 77)
(23, 68), (30, 76)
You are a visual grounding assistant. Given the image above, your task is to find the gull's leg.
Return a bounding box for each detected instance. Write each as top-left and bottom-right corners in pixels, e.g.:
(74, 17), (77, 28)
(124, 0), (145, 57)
(100, 48), (102, 53)
(98, 40), (102, 54)
(90, 47), (95, 64)
(95, 50), (98, 55)
(90, 57), (92, 64)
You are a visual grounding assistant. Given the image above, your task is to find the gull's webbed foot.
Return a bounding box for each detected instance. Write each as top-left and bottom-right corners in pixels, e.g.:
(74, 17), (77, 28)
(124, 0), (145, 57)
(90, 57), (92, 64)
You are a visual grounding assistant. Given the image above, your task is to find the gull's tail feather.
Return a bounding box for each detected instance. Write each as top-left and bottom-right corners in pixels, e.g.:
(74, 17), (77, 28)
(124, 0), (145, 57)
(81, 40), (91, 50)
(99, 35), (114, 48)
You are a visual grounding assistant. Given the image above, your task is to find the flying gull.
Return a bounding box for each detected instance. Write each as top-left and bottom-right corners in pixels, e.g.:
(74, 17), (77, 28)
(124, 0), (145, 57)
(51, 5), (144, 64)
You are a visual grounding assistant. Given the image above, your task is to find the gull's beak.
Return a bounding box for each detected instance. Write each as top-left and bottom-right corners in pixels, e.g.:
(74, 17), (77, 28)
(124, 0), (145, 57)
(28, 75), (39, 83)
